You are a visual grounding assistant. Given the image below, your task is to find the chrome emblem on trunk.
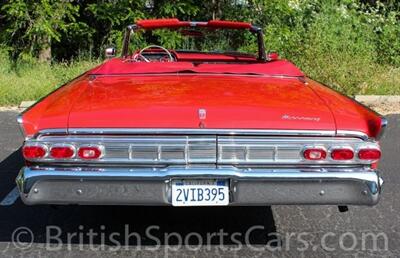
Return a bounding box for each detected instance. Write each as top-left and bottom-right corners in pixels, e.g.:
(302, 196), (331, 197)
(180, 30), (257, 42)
(281, 114), (321, 122)
(198, 109), (207, 120)
(198, 108), (206, 128)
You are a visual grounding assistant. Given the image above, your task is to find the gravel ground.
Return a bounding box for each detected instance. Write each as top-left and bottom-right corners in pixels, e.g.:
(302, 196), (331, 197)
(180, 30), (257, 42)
(363, 102), (400, 115)
(0, 107), (22, 112)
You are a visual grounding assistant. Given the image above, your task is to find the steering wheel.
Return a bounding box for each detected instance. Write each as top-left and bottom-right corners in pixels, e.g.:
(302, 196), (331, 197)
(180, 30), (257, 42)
(132, 45), (174, 62)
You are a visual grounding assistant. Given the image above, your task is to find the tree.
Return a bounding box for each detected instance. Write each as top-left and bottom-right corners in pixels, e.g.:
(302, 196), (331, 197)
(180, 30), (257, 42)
(1, 0), (79, 62)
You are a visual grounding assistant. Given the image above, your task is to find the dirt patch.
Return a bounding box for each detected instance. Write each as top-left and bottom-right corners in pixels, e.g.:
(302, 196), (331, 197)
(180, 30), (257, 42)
(0, 107), (22, 112)
(363, 102), (400, 115)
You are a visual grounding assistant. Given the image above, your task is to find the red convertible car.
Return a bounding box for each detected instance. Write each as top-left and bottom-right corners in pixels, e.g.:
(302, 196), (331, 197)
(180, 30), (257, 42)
(16, 19), (386, 209)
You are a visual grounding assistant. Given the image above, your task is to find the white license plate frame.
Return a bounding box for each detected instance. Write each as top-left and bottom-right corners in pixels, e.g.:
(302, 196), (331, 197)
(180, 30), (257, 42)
(171, 179), (229, 206)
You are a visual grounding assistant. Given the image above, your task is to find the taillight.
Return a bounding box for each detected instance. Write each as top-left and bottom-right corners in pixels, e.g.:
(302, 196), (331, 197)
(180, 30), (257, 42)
(78, 146), (102, 159)
(22, 145), (47, 159)
(331, 148), (354, 160)
(303, 148), (327, 160)
(358, 148), (381, 160)
(50, 145), (75, 159)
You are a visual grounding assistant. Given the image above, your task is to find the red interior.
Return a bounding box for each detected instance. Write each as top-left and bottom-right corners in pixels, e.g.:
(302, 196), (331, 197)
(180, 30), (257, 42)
(132, 48), (258, 62)
(172, 52), (256, 62)
(89, 58), (304, 77)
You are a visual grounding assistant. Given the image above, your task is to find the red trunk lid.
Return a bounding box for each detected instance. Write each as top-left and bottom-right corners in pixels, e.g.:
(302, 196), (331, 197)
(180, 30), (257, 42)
(67, 75), (335, 130)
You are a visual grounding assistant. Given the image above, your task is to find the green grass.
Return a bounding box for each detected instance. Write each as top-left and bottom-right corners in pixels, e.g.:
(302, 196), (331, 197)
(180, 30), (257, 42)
(359, 67), (400, 95)
(0, 54), (100, 106)
(297, 59), (400, 96)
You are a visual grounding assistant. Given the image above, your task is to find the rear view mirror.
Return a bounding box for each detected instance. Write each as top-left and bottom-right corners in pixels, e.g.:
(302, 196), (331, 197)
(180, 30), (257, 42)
(105, 47), (116, 58)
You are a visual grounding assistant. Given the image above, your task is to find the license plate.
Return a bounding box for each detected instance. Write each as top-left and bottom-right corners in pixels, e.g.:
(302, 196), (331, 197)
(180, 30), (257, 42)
(171, 179), (229, 206)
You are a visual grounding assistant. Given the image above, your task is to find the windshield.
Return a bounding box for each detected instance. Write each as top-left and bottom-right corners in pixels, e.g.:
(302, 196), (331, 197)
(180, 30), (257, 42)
(130, 27), (258, 56)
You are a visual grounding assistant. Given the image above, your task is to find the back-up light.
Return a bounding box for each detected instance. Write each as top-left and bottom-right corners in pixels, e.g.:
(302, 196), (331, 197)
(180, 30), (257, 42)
(331, 148), (354, 160)
(50, 145), (75, 159)
(303, 148), (327, 160)
(22, 145), (47, 159)
(78, 146), (102, 159)
(358, 148), (381, 160)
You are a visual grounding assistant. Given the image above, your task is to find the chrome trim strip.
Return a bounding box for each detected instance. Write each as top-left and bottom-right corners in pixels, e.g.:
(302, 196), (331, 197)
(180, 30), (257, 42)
(35, 129), (68, 138)
(68, 128), (337, 136)
(16, 114), (27, 139)
(216, 136), (373, 165)
(336, 130), (369, 141)
(89, 73), (303, 79)
(377, 117), (388, 140)
(19, 166), (379, 182)
(34, 128), (371, 140)
(37, 128), (338, 138)
(29, 135), (219, 164)
(16, 166), (383, 206)
(27, 135), (378, 165)
(122, 21), (266, 61)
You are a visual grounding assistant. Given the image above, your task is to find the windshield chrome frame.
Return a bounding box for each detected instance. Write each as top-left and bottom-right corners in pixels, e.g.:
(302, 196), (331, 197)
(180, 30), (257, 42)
(121, 22), (267, 61)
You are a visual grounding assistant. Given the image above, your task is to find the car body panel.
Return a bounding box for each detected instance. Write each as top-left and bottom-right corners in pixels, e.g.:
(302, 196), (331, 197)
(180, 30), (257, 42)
(306, 79), (383, 138)
(20, 75), (90, 137)
(67, 74), (336, 130)
(19, 62), (384, 138)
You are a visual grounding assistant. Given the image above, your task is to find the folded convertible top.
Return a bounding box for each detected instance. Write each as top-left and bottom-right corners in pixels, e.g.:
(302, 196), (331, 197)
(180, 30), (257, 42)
(89, 59), (304, 77)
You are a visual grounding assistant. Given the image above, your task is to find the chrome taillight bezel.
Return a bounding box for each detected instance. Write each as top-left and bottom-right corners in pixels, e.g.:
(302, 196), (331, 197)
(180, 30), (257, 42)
(329, 146), (355, 161)
(49, 144), (76, 159)
(77, 145), (105, 160)
(302, 146), (327, 161)
(22, 143), (49, 160)
(357, 146), (381, 161)
(21, 134), (381, 166)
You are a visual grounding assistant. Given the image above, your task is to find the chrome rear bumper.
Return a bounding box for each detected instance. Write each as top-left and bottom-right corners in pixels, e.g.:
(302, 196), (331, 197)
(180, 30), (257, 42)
(16, 166), (383, 206)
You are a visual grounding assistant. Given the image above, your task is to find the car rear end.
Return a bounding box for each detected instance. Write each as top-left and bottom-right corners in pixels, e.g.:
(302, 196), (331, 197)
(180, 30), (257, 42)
(16, 128), (384, 206)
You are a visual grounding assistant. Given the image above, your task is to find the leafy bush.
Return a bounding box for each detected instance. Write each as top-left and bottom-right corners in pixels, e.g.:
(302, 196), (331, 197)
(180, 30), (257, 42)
(256, 0), (400, 95)
(295, 1), (378, 95)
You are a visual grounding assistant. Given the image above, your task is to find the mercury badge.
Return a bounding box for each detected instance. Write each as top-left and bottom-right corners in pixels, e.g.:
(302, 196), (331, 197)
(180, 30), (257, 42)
(198, 108), (207, 128)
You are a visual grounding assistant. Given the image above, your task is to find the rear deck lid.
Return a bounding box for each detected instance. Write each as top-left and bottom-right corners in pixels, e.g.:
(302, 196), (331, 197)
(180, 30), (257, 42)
(68, 74), (336, 131)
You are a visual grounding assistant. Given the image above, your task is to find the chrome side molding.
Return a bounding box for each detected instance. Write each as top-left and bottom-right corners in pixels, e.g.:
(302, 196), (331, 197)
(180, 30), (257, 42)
(377, 117), (388, 140)
(34, 128), (370, 141)
(16, 114), (26, 139)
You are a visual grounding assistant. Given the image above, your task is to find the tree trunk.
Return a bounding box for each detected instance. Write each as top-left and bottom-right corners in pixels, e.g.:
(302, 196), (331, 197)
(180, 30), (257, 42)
(38, 36), (51, 63)
(212, 0), (216, 20)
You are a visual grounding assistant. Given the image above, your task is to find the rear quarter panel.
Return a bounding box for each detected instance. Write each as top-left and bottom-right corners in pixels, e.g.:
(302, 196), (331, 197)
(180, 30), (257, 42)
(19, 75), (90, 138)
(306, 78), (384, 138)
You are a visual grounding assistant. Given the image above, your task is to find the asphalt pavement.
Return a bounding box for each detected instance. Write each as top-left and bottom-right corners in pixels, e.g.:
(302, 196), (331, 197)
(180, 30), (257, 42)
(0, 111), (398, 257)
